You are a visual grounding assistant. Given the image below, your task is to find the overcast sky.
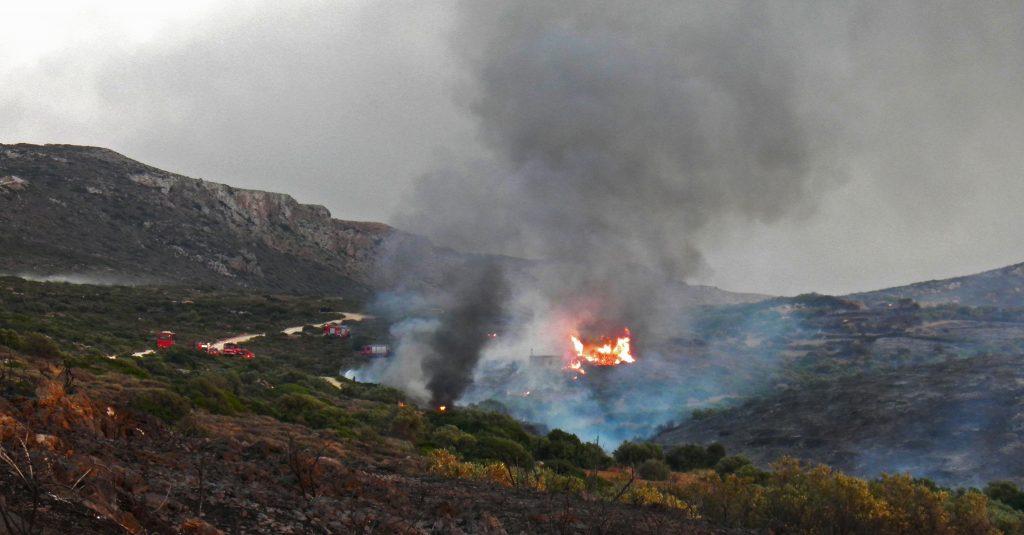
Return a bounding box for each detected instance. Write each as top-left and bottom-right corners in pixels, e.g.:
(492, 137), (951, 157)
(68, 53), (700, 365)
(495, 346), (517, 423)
(2, 1), (1023, 296)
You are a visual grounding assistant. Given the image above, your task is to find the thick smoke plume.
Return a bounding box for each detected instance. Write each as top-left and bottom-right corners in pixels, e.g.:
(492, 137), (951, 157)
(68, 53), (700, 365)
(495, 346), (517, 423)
(399, 1), (848, 321)
(371, 1), (852, 421)
(422, 261), (508, 406)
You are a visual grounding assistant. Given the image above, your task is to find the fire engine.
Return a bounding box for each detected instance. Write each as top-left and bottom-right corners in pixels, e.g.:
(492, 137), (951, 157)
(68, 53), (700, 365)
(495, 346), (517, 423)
(323, 323), (351, 338)
(156, 331), (176, 349)
(359, 344), (390, 357)
(220, 342), (255, 360)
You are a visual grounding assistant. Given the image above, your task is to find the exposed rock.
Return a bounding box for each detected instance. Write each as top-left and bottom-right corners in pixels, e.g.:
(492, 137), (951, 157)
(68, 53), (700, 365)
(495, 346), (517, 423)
(0, 175), (27, 191)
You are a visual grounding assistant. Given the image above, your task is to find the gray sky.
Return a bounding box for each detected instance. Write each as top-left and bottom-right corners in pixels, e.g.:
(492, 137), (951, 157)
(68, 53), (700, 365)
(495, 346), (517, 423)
(2, 1), (1023, 296)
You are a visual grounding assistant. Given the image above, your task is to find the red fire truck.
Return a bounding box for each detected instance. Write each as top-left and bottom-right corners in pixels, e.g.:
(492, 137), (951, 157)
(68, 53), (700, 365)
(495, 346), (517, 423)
(156, 331), (176, 349)
(220, 342), (255, 360)
(323, 323), (351, 338)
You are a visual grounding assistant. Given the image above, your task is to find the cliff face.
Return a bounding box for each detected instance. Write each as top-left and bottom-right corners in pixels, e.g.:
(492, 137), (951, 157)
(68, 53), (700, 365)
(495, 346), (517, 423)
(0, 144), (452, 295)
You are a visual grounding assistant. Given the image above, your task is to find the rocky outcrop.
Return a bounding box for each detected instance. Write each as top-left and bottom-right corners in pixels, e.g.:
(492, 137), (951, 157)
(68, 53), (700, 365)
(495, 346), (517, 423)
(0, 144), (467, 295)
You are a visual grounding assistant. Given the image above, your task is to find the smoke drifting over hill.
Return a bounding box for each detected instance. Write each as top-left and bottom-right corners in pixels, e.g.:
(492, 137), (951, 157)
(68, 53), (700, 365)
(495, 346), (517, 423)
(359, 2), (1024, 439)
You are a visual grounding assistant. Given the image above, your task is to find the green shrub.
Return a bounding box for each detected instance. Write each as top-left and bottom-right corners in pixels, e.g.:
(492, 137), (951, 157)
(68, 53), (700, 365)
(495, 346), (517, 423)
(613, 441), (663, 466)
(666, 442), (726, 471)
(277, 383), (312, 396)
(0, 330), (62, 358)
(986, 480), (1024, 512)
(390, 406), (425, 441)
(101, 357), (150, 378)
(638, 459), (671, 481)
(705, 443), (726, 464)
(430, 424), (478, 451)
(544, 459), (585, 478)
(128, 388), (191, 423)
(714, 455), (753, 475)
(178, 375), (246, 415)
(275, 393), (353, 429)
(429, 408), (532, 447)
(471, 436), (534, 469)
(586, 474), (614, 493)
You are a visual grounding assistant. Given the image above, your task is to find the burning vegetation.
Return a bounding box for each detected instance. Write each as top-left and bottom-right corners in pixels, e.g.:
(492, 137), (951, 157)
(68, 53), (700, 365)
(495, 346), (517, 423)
(566, 328), (635, 374)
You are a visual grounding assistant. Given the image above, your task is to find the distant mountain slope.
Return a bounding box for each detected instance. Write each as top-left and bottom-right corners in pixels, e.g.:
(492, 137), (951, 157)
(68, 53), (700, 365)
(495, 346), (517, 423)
(0, 144), (477, 296)
(849, 262), (1024, 308)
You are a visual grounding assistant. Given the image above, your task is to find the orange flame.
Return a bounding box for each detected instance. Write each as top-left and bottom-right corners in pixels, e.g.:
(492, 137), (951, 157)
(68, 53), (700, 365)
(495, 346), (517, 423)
(438, 405), (447, 412)
(566, 328), (635, 372)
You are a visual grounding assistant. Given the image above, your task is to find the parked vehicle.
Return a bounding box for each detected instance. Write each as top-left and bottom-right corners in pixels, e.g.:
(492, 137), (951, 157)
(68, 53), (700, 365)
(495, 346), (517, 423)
(156, 331), (176, 349)
(323, 323), (351, 338)
(359, 344), (390, 357)
(193, 341), (221, 356)
(220, 342), (255, 360)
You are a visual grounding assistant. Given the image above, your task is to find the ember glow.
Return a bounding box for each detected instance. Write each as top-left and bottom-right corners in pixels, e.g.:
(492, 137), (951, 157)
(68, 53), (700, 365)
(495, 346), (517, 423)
(566, 328), (635, 371)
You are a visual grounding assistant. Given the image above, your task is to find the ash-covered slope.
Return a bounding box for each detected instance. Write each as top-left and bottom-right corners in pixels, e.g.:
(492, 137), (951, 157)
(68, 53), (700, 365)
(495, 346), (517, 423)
(849, 262), (1024, 308)
(652, 291), (1024, 486)
(0, 144), (470, 296)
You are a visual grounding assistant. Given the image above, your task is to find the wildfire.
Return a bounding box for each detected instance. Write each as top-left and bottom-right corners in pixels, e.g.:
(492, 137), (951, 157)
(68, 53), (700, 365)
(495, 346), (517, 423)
(566, 328), (635, 372)
(438, 405), (447, 412)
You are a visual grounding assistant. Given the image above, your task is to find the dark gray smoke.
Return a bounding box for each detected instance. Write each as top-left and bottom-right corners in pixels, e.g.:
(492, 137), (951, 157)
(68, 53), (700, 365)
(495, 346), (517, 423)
(423, 261), (508, 406)
(396, 1), (849, 328)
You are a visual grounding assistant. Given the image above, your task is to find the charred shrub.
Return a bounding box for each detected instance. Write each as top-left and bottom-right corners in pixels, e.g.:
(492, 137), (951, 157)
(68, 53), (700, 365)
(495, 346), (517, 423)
(638, 459), (671, 481)
(128, 388), (191, 423)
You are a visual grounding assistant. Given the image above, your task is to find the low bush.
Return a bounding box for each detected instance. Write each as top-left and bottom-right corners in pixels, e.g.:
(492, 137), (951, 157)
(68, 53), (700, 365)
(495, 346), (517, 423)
(638, 459), (671, 481)
(128, 388), (191, 423)
(0, 329), (63, 358)
(390, 406), (425, 441)
(471, 436), (534, 469)
(714, 455), (753, 475)
(543, 458), (585, 478)
(666, 442), (726, 471)
(986, 480), (1024, 512)
(178, 375), (247, 415)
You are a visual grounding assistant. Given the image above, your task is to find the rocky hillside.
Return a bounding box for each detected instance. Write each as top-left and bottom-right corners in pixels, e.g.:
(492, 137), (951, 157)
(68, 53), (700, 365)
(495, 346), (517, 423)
(0, 144), (473, 296)
(850, 262), (1024, 308)
(0, 144), (761, 307)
